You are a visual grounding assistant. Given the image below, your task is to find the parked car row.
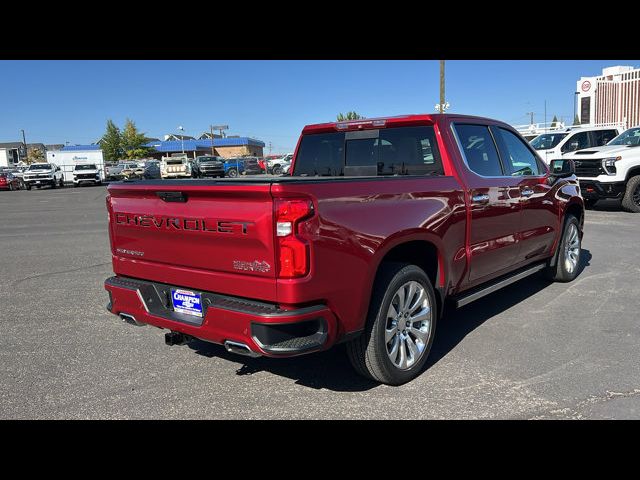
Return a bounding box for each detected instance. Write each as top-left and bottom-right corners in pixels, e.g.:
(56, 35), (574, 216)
(0, 162), (105, 192)
(0, 168), (23, 190)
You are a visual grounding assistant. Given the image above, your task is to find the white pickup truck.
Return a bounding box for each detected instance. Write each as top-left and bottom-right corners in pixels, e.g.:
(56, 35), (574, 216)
(22, 163), (65, 190)
(72, 163), (102, 187)
(530, 126), (621, 165)
(563, 126), (640, 212)
(160, 154), (191, 179)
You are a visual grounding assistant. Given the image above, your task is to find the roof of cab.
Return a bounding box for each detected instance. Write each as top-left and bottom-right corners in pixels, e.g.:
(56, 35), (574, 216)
(301, 113), (512, 134)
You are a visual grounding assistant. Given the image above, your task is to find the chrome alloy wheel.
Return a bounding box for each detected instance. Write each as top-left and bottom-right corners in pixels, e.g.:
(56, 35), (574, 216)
(385, 281), (432, 370)
(564, 223), (580, 274)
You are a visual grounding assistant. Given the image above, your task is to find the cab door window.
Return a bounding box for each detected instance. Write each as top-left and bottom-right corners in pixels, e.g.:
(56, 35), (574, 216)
(592, 129), (618, 147)
(561, 131), (590, 153)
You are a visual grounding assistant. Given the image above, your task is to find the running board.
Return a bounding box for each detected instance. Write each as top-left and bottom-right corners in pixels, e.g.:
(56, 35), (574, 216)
(453, 263), (546, 308)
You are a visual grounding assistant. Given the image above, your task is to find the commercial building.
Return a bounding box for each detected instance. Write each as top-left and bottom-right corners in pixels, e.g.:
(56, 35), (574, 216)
(0, 142), (26, 167)
(577, 65), (640, 128)
(0, 142), (47, 167)
(143, 137), (265, 159)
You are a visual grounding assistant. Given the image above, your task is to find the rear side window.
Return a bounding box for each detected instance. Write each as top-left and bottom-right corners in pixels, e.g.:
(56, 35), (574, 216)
(453, 124), (503, 176)
(377, 126), (442, 175)
(293, 126), (443, 177)
(294, 132), (344, 176)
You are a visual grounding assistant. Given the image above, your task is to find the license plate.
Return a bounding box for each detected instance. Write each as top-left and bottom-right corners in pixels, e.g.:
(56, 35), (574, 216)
(171, 289), (203, 317)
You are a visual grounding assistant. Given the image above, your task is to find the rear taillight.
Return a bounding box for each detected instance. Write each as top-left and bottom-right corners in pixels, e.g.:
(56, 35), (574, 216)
(275, 198), (314, 278)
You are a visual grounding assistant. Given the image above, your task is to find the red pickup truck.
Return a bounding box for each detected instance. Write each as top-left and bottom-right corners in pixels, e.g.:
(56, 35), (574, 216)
(104, 114), (584, 385)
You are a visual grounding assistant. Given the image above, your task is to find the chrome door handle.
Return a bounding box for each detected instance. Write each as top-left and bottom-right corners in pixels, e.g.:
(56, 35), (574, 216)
(521, 189), (534, 197)
(472, 194), (490, 203)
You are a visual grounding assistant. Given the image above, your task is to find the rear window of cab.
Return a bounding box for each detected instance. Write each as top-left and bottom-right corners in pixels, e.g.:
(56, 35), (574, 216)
(293, 126), (444, 177)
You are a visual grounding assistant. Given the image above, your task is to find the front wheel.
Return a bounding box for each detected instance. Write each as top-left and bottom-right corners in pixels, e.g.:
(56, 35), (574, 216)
(226, 168), (238, 178)
(59, 178), (64, 188)
(25, 183), (31, 190)
(545, 215), (581, 282)
(346, 263), (437, 385)
(621, 175), (640, 213)
(272, 164), (282, 175)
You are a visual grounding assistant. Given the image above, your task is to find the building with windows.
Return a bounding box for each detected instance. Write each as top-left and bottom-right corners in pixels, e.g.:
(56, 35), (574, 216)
(0, 142), (47, 167)
(577, 65), (640, 128)
(0, 142), (26, 167)
(143, 137), (265, 159)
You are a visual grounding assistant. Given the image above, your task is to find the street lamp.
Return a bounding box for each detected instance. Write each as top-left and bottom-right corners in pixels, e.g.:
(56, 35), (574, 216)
(177, 126), (185, 154)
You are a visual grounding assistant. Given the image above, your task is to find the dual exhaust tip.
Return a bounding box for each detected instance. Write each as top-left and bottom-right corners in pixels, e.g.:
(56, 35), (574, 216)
(224, 340), (261, 358)
(120, 312), (260, 358)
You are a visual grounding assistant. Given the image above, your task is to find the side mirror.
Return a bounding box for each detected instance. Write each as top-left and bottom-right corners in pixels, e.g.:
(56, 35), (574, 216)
(549, 159), (575, 178)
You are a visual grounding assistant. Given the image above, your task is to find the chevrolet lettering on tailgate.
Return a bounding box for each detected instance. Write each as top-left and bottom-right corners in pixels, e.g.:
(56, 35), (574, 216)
(114, 213), (252, 234)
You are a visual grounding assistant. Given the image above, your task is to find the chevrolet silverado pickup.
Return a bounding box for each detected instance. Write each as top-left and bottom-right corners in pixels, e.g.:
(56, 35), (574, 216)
(23, 163), (65, 190)
(104, 114), (585, 385)
(562, 125), (640, 212)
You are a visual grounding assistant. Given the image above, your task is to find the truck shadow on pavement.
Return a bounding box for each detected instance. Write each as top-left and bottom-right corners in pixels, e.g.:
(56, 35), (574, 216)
(188, 249), (591, 392)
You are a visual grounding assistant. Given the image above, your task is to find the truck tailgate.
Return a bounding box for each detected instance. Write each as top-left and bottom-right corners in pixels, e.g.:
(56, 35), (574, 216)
(107, 182), (277, 296)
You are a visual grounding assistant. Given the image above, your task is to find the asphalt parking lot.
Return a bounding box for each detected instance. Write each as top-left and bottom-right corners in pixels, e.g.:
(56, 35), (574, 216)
(1, 185), (639, 419)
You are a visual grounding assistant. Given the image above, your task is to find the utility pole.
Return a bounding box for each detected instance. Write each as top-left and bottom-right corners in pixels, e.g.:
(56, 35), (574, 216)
(440, 60), (445, 109)
(268, 142), (272, 156)
(435, 60), (450, 113)
(210, 125), (215, 156)
(21, 129), (27, 162)
(526, 112), (534, 125)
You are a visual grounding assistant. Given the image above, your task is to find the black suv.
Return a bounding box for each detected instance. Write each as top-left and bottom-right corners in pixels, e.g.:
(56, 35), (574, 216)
(192, 156), (225, 178)
(236, 156), (263, 175)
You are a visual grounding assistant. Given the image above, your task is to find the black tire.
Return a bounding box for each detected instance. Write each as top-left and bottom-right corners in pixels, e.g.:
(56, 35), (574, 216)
(621, 175), (640, 213)
(272, 164), (282, 175)
(584, 199), (597, 209)
(25, 183), (31, 190)
(544, 214), (581, 282)
(346, 262), (437, 385)
(50, 180), (56, 189)
(9, 183), (14, 191)
(59, 178), (64, 188)
(226, 168), (238, 178)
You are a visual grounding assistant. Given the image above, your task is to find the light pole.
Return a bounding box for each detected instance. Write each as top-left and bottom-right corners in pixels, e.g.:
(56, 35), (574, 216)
(177, 126), (185, 154)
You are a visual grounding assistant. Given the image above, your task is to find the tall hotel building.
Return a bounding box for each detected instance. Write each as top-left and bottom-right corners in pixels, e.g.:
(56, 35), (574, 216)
(577, 65), (640, 128)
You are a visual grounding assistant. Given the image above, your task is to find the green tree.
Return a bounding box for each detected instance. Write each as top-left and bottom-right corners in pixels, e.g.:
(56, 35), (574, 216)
(26, 146), (44, 163)
(121, 118), (150, 158)
(337, 111), (364, 121)
(124, 148), (151, 160)
(551, 115), (558, 127)
(100, 119), (122, 162)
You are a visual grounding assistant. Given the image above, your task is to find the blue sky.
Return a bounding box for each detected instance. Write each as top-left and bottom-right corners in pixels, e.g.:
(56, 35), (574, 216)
(2, 60), (638, 153)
